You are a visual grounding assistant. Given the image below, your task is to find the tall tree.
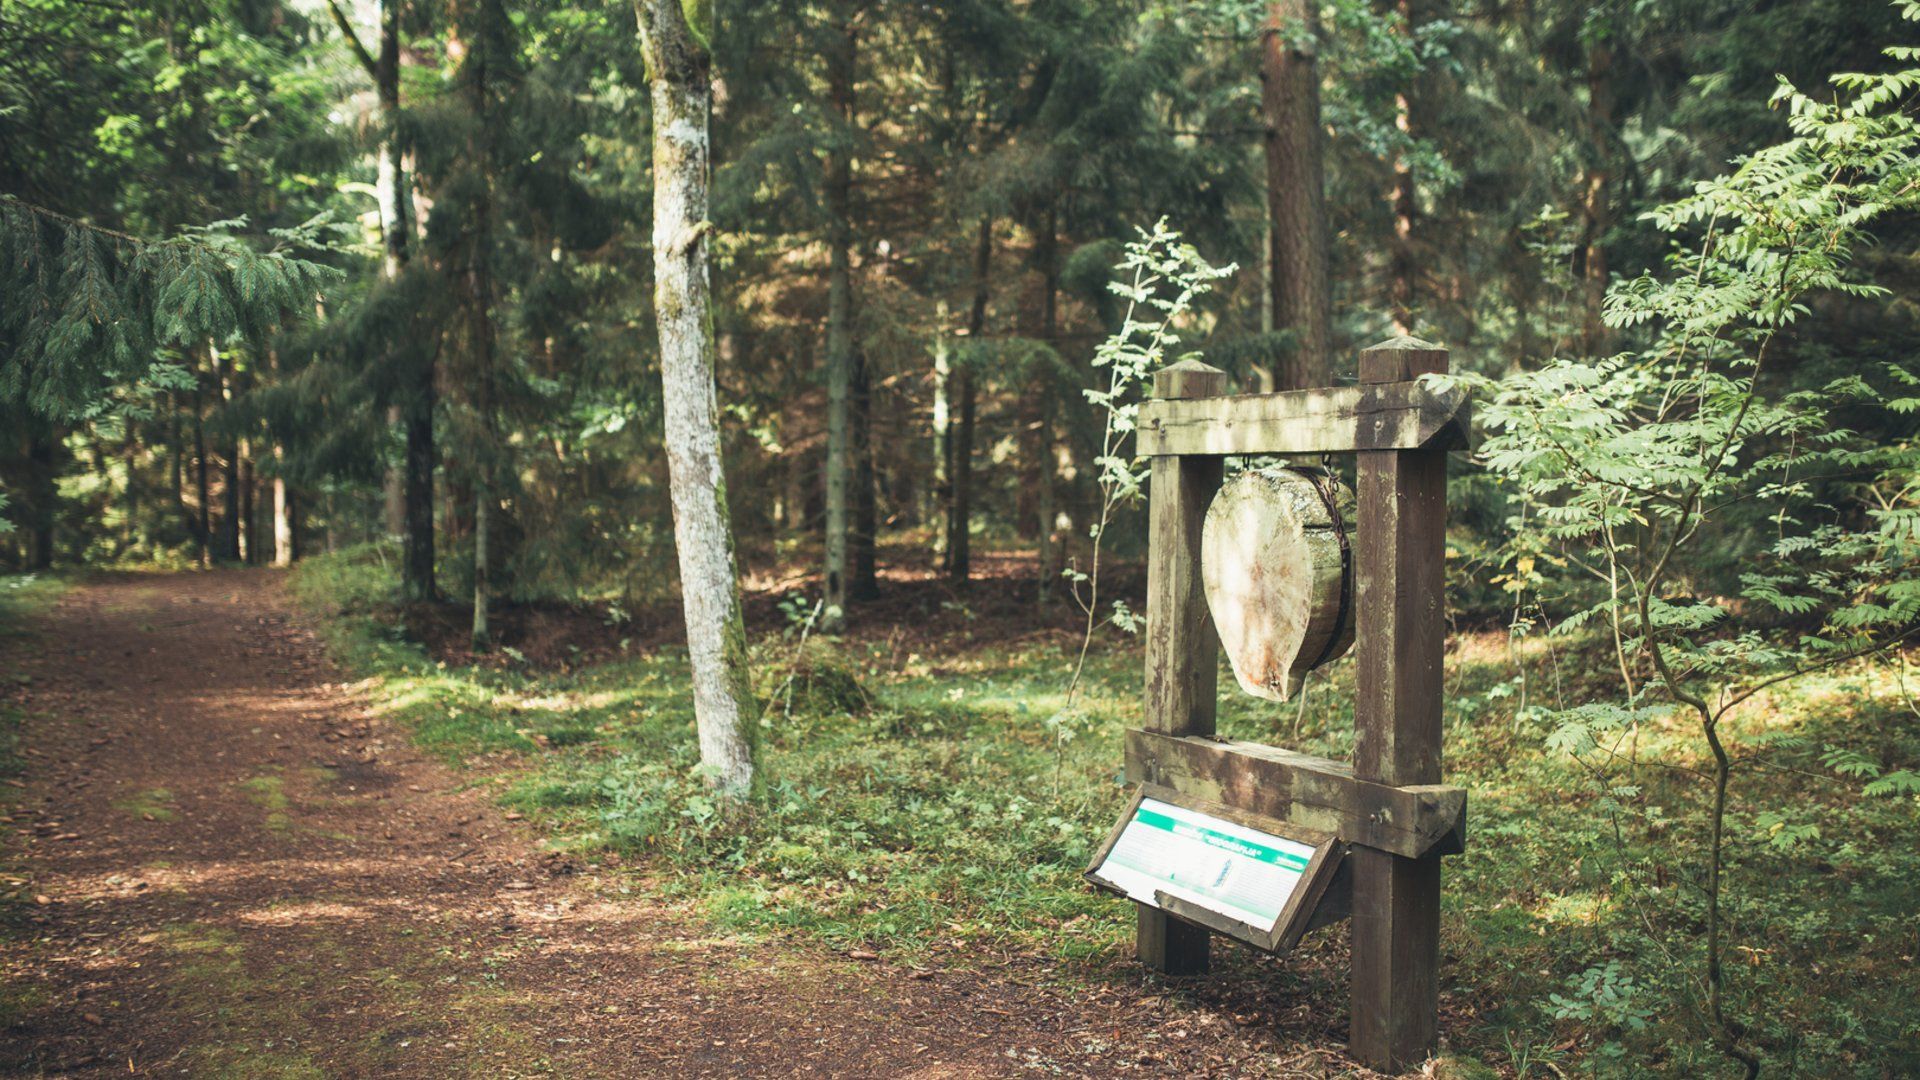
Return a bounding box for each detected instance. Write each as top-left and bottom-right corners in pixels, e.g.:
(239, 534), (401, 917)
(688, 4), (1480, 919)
(821, 2), (859, 628)
(1263, 0), (1332, 388)
(328, 0), (435, 599)
(634, 0), (760, 798)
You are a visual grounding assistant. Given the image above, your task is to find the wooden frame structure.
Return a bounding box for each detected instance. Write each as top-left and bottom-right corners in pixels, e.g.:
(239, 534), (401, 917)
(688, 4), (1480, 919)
(1125, 337), (1470, 1073)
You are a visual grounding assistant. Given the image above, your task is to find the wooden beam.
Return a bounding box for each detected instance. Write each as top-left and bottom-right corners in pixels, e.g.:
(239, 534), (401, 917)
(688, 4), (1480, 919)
(1349, 336), (1450, 1073)
(1135, 379), (1469, 458)
(1123, 730), (1465, 860)
(1136, 358), (1227, 976)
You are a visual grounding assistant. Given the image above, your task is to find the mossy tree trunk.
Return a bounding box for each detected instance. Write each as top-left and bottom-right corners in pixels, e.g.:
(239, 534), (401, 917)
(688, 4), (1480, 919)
(635, 0), (759, 799)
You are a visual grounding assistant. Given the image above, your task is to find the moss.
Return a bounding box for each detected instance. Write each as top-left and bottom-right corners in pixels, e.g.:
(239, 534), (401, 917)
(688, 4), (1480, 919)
(114, 787), (177, 821)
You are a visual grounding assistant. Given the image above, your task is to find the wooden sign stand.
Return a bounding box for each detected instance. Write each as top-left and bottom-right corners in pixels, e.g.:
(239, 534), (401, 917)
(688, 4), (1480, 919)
(1125, 337), (1470, 1073)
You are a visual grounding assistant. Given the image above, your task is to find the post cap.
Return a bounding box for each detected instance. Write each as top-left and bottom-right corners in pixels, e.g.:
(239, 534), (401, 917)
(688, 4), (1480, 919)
(1152, 358), (1229, 399)
(1358, 336), (1447, 383)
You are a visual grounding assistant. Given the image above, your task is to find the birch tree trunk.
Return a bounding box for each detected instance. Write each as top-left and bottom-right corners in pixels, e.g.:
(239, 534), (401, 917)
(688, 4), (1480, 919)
(636, 0), (759, 798)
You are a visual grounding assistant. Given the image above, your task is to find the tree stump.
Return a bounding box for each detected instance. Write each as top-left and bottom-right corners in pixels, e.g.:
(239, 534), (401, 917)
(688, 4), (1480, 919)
(1201, 467), (1354, 701)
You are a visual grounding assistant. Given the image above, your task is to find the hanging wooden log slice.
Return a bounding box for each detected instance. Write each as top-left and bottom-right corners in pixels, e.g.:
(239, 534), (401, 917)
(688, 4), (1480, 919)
(1201, 467), (1355, 702)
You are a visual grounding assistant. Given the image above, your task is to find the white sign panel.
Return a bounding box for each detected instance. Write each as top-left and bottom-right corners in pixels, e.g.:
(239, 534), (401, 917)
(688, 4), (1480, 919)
(1094, 797), (1315, 929)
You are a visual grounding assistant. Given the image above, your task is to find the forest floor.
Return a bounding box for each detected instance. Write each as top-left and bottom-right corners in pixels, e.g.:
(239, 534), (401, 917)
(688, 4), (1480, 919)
(0, 570), (1389, 1078)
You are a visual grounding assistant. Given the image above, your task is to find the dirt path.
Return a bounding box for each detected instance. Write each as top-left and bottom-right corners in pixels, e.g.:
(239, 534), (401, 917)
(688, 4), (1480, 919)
(0, 571), (1362, 1078)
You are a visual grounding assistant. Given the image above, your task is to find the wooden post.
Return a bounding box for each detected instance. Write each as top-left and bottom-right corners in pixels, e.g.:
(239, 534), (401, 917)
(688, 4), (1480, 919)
(1349, 336), (1449, 1071)
(1138, 358), (1228, 975)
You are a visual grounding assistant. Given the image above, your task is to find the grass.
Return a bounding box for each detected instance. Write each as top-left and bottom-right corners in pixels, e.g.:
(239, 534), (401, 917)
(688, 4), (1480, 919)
(288, 546), (1920, 1077)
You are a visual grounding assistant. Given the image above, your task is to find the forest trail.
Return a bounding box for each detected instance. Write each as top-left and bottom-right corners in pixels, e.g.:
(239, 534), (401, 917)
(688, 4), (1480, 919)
(0, 571), (1349, 1079)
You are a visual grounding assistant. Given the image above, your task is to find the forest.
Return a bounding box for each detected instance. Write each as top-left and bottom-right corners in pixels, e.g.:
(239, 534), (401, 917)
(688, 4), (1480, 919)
(2, 0), (1919, 1075)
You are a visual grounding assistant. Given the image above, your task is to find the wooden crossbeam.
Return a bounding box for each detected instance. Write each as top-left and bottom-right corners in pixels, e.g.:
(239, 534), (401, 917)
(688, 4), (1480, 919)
(1133, 379), (1471, 458)
(1123, 729), (1466, 860)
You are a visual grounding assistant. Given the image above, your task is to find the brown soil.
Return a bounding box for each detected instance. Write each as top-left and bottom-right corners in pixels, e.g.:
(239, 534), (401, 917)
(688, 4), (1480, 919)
(0, 570), (1384, 1078)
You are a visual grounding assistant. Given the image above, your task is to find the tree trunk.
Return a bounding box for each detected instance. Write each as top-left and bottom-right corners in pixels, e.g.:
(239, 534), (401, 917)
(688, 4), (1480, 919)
(1579, 41), (1616, 356)
(850, 346), (878, 600)
(122, 426), (139, 554)
(930, 298), (950, 568)
(238, 437), (255, 564)
(272, 463), (293, 567)
(403, 375), (436, 599)
(214, 345), (241, 563)
(1033, 199), (1060, 602)
(1262, 0), (1332, 389)
(384, 405), (406, 538)
(471, 488), (490, 648)
(636, 0), (760, 798)
(24, 422), (57, 570)
(364, 0), (433, 602)
(376, 0), (412, 540)
(453, 0), (501, 650)
(946, 215), (990, 584)
(192, 377), (211, 568)
(822, 9), (857, 628)
(169, 394), (195, 542)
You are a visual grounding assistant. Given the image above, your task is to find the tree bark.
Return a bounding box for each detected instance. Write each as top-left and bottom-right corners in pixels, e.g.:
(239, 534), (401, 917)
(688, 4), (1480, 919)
(822, 8), (857, 628)
(214, 344), (241, 563)
(453, 0), (502, 650)
(1033, 198), (1059, 602)
(945, 215), (990, 584)
(636, 0), (760, 798)
(192, 375), (211, 568)
(121, 425), (139, 554)
(402, 374), (436, 599)
(1579, 41), (1617, 356)
(1262, 0), (1333, 389)
(850, 346), (879, 600)
(930, 297), (950, 568)
(360, 0), (434, 602)
(272, 461), (293, 567)
(1387, 0), (1422, 336)
(24, 422), (57, 570)
(239, 437), (256, 564)
(375, 0), (412, 540)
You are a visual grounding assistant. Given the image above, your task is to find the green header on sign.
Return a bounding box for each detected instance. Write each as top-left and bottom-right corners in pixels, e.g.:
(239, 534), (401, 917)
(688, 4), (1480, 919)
(1135, 806), (1312, 872)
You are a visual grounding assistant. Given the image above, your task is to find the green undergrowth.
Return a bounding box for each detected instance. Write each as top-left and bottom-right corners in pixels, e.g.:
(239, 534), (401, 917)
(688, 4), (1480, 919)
(289, 547), (1920, 1076)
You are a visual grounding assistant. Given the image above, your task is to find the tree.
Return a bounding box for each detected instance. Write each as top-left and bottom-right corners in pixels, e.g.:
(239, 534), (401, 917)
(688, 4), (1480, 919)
(1263, 0), (1332, 388)
(323, 0), (434, 595)
(1471, 20), (1920, 1069)
(821, 2), (860, 629)
(634, 0), (760, 798)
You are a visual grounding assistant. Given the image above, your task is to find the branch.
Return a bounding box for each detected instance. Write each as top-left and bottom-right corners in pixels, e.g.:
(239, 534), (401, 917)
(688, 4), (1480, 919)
(323, 0), (379, 79)
(1714, 624), (1920, 721)
(1, 195), (145, 246)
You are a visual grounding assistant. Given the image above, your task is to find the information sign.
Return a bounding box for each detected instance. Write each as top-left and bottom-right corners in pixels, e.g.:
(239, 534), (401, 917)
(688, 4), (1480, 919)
(1087, 787), (1344, 952)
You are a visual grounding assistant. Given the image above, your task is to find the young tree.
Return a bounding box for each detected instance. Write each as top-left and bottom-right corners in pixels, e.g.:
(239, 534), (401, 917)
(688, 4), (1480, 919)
(1472, 21), (1920, 1069)
(635, 0), (760, 798)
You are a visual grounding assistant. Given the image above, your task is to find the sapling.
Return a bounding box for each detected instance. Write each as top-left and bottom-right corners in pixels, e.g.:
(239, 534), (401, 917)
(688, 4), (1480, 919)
(1465, 15), (1920, 1071)
(1055, 220), (1233, 794)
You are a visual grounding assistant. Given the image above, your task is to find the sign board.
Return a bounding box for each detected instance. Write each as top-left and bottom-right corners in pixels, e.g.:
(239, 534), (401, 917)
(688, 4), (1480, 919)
(1087, 786), (1345, 953)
